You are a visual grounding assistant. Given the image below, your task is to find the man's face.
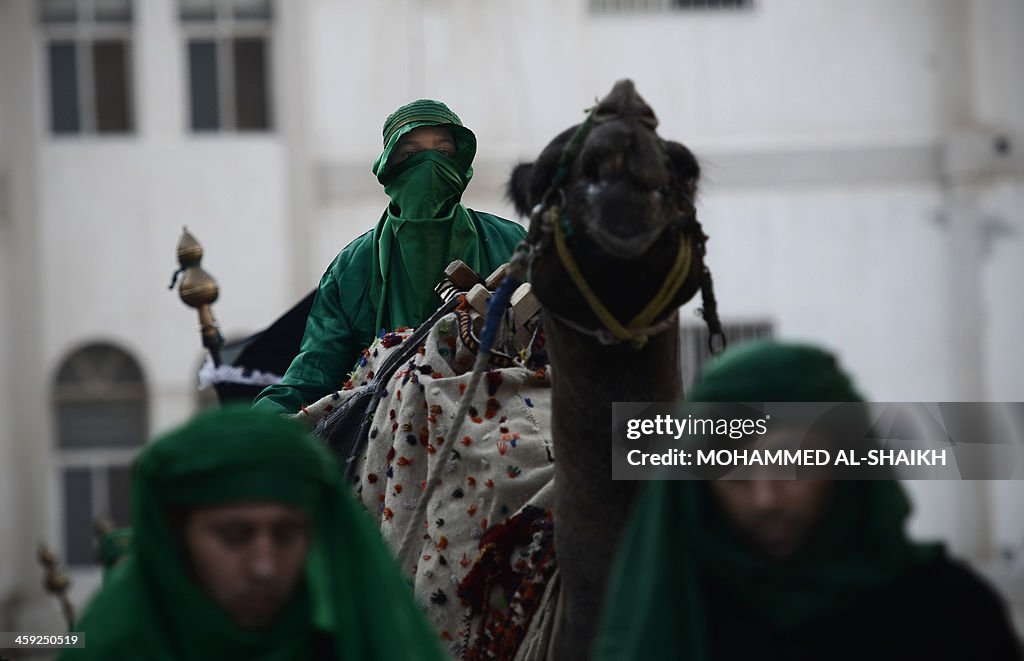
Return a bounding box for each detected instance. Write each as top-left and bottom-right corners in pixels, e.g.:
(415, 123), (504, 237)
(386, 125), (456, 169)
(709, 479), (835, 560)
(183, 502), (312, 629)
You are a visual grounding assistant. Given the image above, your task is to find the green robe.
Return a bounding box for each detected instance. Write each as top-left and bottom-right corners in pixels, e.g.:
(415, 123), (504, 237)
(253, 210), (525, 415)
(255, 99), (525, 414)
(60, 405), (445, 661)
(595, 341), (943, 661)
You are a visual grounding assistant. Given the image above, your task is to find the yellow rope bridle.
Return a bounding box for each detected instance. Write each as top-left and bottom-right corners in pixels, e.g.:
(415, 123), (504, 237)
(547, 204), (692, 348)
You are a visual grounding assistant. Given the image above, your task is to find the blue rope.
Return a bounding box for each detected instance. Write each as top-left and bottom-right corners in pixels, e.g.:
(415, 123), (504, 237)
(478, 272), (520, 354)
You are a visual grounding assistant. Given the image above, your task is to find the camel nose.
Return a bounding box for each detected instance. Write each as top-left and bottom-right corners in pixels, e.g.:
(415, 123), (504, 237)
(584, 80), (667, 190)
(593, 79), (658, 129)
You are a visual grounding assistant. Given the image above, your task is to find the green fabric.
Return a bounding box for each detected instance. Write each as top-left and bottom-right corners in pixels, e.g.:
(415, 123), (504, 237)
(254, 99), (526, 415)
(595, 341), (943, 661)
(373, 100), (480, 330)
(678, 339), (866, 403)
(372, 99), (476, 180)
(381, 150), (469, 221)
(97, 529), (132, 577)
(61, 405), (445, 661)
(377, 150), (481, 327)
(253, 210), (524, 415)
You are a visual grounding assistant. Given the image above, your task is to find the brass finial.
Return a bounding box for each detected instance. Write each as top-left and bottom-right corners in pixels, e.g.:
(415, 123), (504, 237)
(170, 227), (224, 365)
(176, 227), (203, 266)
(37, 544), (74, 629)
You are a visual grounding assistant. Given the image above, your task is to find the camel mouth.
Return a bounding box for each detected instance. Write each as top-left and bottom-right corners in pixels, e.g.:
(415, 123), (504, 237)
(578, 179), (672, 259)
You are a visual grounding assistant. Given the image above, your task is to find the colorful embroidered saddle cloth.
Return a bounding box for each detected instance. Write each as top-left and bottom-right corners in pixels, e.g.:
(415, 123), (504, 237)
(300, 300), (557, 658)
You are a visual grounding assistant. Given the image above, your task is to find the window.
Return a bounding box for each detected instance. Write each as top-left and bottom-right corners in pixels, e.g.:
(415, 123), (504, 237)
(53, 343), (146, 565)
(591, 0), (751, 11)
(180, 0), (273, 132)
(679, 320), (773, 392)
(40, 0), (134, 135)
(669, 0), (750, 7)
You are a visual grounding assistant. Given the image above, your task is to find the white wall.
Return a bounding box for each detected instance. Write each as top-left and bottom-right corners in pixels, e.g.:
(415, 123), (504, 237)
(0, 0), (18, 619)
(37, 139), (290, 434)
(969, 0), (1024, 135)
(980, 180), (1024, 567)
(309, 0), (958, 160)
(35, 0), (294, 438)
(0, 0), (64, 633)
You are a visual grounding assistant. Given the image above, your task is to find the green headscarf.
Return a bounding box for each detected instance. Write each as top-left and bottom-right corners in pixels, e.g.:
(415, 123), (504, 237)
(595, 341), (943, 660)
(370, 99), (483, 328)
(62, 405), (445, 661)
(97, 528), (131, 577)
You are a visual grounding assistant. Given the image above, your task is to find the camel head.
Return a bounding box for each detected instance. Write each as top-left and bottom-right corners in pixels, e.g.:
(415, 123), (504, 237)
(508, 79), (718, 348)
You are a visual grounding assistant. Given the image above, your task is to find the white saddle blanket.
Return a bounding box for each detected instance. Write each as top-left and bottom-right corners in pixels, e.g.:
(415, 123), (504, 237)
(301, 309), (556, 657)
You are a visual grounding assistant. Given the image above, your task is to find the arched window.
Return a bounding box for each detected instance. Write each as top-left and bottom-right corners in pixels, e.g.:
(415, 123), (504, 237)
(53, 342), (147, 566)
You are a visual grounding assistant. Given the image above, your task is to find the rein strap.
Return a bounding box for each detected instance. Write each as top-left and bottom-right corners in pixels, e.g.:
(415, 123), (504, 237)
(551, 206), (692, 348)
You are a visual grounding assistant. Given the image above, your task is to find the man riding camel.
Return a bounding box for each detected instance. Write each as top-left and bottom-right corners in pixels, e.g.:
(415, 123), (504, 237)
(254, 100), (525, 415)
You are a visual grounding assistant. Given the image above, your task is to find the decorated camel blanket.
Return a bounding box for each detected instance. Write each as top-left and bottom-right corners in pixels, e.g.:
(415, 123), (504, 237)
(299, 301), (558, 659)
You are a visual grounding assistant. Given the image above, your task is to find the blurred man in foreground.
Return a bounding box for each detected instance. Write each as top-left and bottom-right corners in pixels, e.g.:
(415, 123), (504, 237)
(597, 341), (1022, 660)
(61, 405), (444, 660)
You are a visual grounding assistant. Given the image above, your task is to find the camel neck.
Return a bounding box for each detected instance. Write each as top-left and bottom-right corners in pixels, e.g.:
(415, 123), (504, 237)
(545, 316), (681, 659)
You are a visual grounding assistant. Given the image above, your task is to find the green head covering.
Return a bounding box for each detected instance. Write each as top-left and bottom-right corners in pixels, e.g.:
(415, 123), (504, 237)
(373, 98), (476, 181)
(369, 100), (484, 329)
(685, 339), (865, 403)
(62, 405), (444, 661)
(97, 528), (132, 576)
(595, 341), (942, 661)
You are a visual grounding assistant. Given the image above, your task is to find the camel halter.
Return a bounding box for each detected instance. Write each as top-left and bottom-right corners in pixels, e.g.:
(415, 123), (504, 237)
(541, 198), (691, 348)
(525, 108), (696, 349)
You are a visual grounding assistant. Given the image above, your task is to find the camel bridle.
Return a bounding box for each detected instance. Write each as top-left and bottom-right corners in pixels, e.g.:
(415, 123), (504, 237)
(524, 107), (726, 352)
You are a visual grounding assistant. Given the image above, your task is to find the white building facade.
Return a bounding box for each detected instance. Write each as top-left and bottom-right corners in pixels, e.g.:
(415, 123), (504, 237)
(1, 0), (1022, 638)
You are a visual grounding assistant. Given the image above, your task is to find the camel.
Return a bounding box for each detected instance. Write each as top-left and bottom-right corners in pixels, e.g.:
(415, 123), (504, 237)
(307, 79), (722, 659)
(504, 78), (720, 658)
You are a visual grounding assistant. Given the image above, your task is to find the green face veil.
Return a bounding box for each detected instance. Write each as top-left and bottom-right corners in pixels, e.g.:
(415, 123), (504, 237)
(61, 405), (445, 661)
(381, 150), (469, 221)
(595, 341), (943, 661)
(369, 100), (484, 329)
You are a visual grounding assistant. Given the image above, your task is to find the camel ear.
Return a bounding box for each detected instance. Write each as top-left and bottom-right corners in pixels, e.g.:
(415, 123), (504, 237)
(506, 162), (536, 218)
(665, 141), (700, 197)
